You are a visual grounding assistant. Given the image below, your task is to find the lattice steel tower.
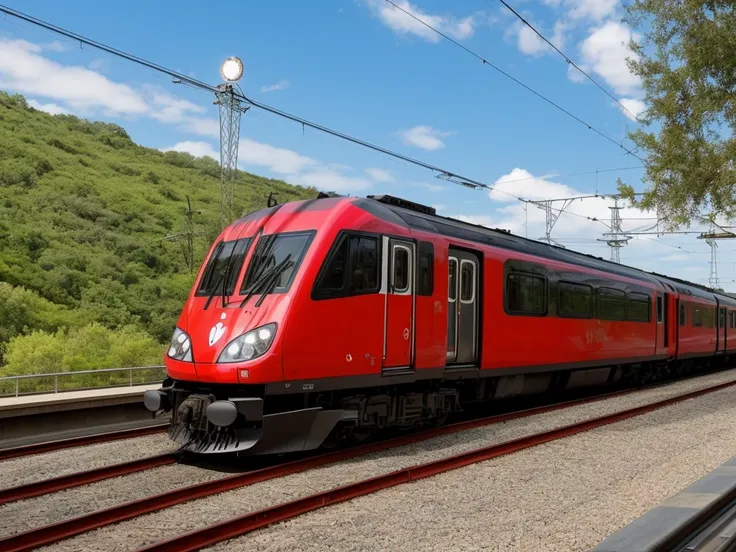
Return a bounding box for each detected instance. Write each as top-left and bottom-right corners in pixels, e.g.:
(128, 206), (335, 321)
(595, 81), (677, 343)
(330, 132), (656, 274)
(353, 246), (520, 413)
(598, 197), (630, 263)
(216, 57), (249, 230)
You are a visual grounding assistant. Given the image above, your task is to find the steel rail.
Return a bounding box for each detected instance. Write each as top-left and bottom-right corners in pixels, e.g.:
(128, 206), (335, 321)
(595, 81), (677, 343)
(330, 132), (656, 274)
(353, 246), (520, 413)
(138, 379), (736, 552)
(0, 386), (637, 552)
(0, 423), (169, 462)
(0, 453), (177, 505)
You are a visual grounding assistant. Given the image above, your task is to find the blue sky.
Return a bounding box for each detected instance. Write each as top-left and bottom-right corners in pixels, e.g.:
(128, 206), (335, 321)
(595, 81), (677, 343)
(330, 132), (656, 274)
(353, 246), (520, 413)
(1, 0), (732, 289)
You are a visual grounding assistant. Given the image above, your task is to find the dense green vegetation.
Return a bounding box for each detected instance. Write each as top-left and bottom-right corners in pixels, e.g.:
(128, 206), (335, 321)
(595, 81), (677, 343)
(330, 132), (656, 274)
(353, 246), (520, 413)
(0, 91), (317, 378)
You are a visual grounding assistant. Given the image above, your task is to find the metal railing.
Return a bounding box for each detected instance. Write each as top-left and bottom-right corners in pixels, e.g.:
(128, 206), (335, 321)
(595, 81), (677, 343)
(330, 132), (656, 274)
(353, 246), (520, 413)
(0, 365), (166, 398)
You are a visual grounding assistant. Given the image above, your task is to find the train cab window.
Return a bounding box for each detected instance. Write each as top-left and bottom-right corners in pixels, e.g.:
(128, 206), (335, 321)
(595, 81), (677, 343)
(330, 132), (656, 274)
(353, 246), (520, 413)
(656, 296), (663, 324)
(393, 247), (410, 292)
(242, 232), (313, 293)
(506, 272), (547, 315)
(196, 237), (252, 296)
(312, 233), (380, 299)
(558, 281), (592, 318)
(627, 292), (651, 322)
(680, 303), (686, 325)
(417, 241), (434, 296)
(598, 288), (626, 320)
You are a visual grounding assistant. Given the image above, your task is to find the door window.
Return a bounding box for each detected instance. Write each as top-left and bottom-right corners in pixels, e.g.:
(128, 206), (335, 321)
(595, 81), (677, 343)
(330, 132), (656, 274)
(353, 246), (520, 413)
(448, 259), (457, 302)
(392, 246), (410, 292)
(656, 296), (663, 323)
(460, 260), (475, 304)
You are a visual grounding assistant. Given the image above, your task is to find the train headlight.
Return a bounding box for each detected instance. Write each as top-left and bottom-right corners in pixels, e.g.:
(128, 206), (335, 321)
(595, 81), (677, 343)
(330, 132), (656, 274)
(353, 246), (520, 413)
(218, 323), (277, 363)
(167, 327), (193, 362)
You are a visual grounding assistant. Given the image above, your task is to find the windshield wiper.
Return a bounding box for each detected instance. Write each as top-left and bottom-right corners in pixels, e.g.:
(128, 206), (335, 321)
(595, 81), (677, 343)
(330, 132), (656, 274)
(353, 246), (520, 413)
(239, 254), (293, 308)
(203, 246), (238, 311)
(255, 258), (294, 307)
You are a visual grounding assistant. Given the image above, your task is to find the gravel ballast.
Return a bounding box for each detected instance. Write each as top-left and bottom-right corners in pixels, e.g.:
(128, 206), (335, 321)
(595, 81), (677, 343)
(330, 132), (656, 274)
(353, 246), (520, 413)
(0, 432), (178, 490)
(35, 368), (736, 552)
(217, 385), (736, 552)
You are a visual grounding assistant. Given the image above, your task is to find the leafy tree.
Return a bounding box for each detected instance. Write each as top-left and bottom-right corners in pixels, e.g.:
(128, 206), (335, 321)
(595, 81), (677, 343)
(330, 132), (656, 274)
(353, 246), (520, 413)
(617, 0), (736, 228)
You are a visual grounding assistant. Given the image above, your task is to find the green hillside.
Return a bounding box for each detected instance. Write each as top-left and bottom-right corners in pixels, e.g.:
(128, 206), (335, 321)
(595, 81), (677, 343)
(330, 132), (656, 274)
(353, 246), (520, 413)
(0, 91), (317, 376)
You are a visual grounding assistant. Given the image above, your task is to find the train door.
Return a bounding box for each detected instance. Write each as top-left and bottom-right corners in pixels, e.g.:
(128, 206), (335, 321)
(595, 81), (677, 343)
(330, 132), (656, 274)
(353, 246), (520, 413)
(383, 238), (414, 372)
(446, 248), (479, 365)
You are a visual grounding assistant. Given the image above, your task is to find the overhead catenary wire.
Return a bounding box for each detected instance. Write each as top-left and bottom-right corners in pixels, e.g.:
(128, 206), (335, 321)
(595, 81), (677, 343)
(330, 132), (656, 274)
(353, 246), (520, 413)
(382, 0), (644, 162)
(490, 0), (639, 121)
(0, 4), (491, 191)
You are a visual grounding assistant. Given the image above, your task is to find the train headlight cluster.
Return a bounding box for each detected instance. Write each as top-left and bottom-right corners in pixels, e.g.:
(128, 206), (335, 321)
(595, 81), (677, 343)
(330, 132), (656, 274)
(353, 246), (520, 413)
(167, 327), (193, 362)
(218, 323), (276, 363)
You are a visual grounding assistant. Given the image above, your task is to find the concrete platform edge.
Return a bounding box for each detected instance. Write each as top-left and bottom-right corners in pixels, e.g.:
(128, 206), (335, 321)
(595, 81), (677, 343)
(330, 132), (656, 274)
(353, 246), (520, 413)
(592, 455), (736, 552)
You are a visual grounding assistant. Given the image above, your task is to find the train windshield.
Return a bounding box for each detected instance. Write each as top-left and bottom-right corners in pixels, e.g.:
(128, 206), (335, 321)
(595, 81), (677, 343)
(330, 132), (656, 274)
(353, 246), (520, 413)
(196, 237), (252, 296)
(241, 231), (314, 294)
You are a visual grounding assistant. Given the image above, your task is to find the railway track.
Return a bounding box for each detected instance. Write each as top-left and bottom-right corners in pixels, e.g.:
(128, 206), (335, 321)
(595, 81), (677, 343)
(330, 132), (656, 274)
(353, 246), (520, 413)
(2, 378), (735, 552)
(0, 423), (169, 462)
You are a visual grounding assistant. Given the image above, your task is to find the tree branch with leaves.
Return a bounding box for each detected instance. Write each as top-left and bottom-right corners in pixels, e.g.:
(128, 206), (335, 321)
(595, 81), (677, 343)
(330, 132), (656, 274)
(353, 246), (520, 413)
(617, 0), (736, 230)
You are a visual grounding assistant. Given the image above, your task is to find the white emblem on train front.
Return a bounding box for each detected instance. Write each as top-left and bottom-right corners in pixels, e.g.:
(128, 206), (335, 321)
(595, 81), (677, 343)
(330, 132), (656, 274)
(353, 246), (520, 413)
(209, 322), (226, 346)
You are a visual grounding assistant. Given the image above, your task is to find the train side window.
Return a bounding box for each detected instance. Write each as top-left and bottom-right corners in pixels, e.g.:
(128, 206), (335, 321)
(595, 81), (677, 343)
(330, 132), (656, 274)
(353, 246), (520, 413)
(312, 234), (379, 299)
(731, 311), (736, 329)
(692, 307), (703, 328)
(680, 303), (686, 325)
(627, 292), (651, 323)
(598, 288), (626, 320)
(656, 296), (663, 324)
(719, 308), (726, 329)
(506, 272), (547, 315)
(316, 237), (348, 292)
(417, 242), (434, 296)
(350, 237), (379, 293)
(558, 281), (592, 318)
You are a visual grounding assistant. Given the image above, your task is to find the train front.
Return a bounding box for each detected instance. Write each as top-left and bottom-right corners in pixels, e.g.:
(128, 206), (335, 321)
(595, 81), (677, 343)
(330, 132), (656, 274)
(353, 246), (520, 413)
(142, 199), (344, 455)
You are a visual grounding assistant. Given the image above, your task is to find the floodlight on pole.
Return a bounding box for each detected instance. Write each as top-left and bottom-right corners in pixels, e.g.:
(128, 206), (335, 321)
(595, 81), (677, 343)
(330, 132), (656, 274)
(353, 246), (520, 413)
(216, 56), (249, 230)
(220, 56), (244, 82)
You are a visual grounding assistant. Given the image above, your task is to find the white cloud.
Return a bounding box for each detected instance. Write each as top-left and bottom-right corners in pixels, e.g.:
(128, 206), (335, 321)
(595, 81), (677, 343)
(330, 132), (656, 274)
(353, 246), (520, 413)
(0, 38), (220, 138)
(551, 20), (566, 49)
(516, 24), (548, 56)
(618, 97), (646, 122)
(366, 168), (394, 183)
(27, 99), (71, 115)
(286, 169), (373, 194)
(239, 139), (318, 175)
(399, 125), (453, 151)
(88, 59), (106, 71)
(566, 0), (619, 22)
(0, 39), (149, 115)
(366, 0), (474, 43)
(237, 138), (372, 193)
(161, 141), (219, 160)
(43, 40), (68, 53)
(577, 21), (641, 95)
(260, 79), (290, 93)
(507, 19), (565, 57)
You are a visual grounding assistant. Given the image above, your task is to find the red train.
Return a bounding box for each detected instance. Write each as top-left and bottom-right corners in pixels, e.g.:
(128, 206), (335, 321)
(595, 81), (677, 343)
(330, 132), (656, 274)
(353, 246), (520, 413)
(144, 194), (736, 455)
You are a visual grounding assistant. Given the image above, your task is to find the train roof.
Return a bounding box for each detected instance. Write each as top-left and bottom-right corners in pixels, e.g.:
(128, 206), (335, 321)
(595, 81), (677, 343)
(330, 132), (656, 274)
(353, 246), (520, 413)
(351, 194), (735, 303)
